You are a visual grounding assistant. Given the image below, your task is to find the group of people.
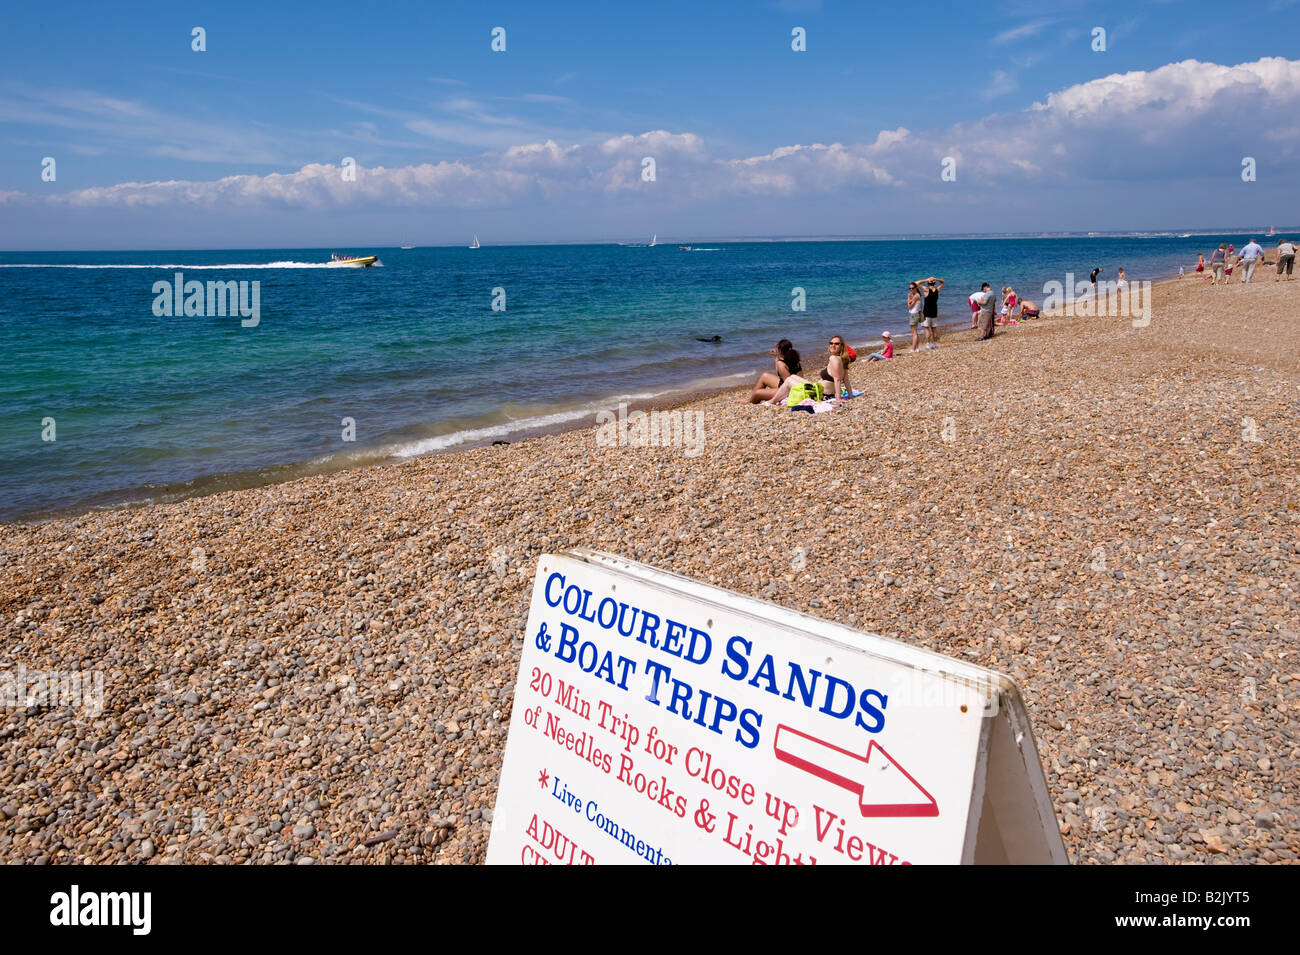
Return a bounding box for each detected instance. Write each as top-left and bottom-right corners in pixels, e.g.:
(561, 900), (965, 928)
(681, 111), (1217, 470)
(966, 283), (1040, 340)
(741, 334), (859, 406)
(1187, 238), (1296, 284)
(742, 273), (1039, 407)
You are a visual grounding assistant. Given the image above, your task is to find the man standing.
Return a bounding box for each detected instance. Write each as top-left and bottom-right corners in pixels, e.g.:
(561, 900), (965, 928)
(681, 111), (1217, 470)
(1238, 238), (1264, 283)
(973, 283), (996, 340)
(918, 276), (944, 350)
(1276, 238), (1296, 281)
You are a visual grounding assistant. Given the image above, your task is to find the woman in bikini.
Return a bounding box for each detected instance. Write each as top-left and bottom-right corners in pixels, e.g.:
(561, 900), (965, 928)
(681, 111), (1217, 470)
(743, 338), (802, 403)
(819, 335), (852, 399)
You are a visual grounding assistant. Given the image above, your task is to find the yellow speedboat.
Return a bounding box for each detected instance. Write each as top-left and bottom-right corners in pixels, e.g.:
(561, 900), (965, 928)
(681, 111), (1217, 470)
(330, 253), (378, 267)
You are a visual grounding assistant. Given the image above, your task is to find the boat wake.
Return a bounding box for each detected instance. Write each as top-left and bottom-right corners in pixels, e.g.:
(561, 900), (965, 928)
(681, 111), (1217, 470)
(0, 261), (380, 270)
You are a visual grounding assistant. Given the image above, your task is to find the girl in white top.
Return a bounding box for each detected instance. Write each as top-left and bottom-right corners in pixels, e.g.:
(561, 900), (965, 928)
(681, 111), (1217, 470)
(907, 282), (925, 353)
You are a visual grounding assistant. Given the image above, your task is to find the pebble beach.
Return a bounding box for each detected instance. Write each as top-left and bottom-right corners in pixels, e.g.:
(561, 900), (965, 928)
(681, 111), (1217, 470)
(1, 275), (1296, 865)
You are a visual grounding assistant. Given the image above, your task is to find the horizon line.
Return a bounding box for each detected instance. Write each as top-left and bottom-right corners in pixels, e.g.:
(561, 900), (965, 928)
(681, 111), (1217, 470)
(4, 227), (1294, 255)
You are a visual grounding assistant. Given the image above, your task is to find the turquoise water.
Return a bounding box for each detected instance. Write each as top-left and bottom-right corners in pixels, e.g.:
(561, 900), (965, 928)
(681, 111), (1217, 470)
(0, 235), (1250, 520)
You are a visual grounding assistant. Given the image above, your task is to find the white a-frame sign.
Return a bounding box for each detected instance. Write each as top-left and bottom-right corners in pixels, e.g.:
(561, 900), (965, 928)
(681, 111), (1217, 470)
(488, 551), (1068, 865)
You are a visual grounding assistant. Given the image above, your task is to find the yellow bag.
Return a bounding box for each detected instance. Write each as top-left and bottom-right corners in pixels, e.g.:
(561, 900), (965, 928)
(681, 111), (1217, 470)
(786, 380), (825, 406)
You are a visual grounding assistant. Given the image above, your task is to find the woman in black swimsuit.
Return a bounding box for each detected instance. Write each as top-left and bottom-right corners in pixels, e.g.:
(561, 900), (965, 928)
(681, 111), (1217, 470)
(743, 339), (801, 403)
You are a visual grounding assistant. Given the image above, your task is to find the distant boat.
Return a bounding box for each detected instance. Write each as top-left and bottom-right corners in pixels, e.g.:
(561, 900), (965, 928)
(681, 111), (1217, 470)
(619, 234), (656, 247)
(1178, 233), (1192, 238)
(400, 245), (413, 250)
(1268, 225), (1277, 236)
(469, 235), (480, 249)
(650, 234), (656, 247)
(679, 245), (692, 251)
(330, 253), (378, 267)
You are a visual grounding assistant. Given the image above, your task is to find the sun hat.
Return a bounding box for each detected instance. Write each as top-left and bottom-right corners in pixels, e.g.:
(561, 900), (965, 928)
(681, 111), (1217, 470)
(881, 330), (891, 338)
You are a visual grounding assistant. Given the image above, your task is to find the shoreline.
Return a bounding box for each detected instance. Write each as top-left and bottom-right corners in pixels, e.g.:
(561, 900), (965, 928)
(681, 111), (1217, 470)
(4, 275), (1184, 527)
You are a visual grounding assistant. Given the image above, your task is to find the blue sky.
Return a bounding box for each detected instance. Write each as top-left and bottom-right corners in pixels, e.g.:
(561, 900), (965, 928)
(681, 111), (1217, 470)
(2, 0), (1298, 248)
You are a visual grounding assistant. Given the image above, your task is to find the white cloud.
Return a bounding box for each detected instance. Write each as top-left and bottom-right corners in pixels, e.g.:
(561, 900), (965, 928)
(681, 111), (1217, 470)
(993, 20), (1053, 45)
(17, 58), (1300, 215)
(983, 70), (1020, 100)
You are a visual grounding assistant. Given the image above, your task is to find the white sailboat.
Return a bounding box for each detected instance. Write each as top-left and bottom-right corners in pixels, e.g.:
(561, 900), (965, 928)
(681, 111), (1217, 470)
(469, 235), (481, 249)
(649, 234), (656, 247)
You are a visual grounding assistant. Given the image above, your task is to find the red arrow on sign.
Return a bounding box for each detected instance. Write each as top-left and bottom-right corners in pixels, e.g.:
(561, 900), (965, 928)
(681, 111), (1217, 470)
(773, 724), (939, 818)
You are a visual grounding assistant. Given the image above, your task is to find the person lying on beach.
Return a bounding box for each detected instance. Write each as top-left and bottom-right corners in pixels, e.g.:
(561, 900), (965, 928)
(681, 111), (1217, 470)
(865, 331), (894, 360)
(742, 338), (801, 403)
(819, 335), (853, 398)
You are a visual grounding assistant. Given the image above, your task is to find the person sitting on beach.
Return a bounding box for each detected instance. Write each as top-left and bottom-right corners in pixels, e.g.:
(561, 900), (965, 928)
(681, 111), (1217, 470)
(742, 338), (801, 403)
(762, 373), (812, 407)
(997, 287), (1018, 325)
(819, 335), (853, 398)
(865, 331), (894, 360)
(1019, 299), (1040, 319)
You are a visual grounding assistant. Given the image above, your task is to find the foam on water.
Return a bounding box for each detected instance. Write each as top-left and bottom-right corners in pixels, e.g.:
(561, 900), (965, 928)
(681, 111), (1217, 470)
(0, 261), (377, 269)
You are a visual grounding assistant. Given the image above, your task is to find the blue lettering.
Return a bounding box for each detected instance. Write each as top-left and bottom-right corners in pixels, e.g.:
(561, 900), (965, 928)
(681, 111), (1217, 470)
(855, 689), (888, 733)
(685, 627), (712, 664)
(544, 572), (565, 607)
(596, 597), (619, 629)
(748, 654), (779, 695)
(639, 610), (661, 648)
(662, 619), (686, 656)
(721, 635), (750, 680)
(819, 674), (855, 719)
(556, 622), (580, 663)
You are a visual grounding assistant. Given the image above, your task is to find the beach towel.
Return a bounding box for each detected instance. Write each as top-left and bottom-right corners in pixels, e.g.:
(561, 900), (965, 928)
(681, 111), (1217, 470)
(789, 399), (838, 414)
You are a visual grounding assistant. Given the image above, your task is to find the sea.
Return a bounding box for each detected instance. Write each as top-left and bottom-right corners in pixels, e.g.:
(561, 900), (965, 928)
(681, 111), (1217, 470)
(0, 234), (1263, 521)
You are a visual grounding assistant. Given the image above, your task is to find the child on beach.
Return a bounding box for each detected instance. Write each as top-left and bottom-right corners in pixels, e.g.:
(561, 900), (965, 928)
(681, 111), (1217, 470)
(998, 287), (1017, 325)
(865, 331), (893, 360)
(1195, 252), (1205, 275)
(968, 292), (981, 329)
